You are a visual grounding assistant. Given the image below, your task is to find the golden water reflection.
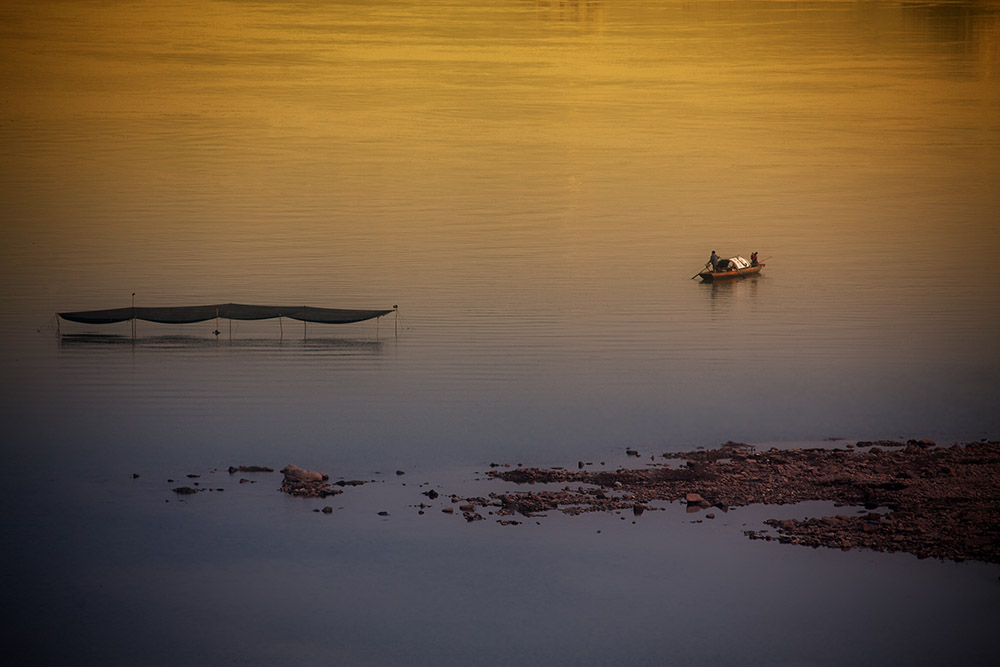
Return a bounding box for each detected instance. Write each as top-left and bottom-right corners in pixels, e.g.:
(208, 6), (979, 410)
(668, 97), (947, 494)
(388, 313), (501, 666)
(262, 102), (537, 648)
(1, 0), (998, 361)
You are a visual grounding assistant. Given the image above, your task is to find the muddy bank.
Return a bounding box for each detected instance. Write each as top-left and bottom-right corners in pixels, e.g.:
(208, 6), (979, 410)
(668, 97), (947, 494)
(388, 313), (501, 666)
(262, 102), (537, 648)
(472, 440), (1000, 564)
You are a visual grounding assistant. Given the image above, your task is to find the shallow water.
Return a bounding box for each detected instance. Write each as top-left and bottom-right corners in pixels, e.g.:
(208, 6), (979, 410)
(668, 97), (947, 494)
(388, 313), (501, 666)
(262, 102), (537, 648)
(2, 1), (999, 665)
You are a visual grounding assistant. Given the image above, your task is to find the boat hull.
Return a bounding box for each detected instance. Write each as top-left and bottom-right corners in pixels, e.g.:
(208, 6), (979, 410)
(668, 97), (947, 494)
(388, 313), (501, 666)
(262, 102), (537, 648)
(698, 264), (765, 281)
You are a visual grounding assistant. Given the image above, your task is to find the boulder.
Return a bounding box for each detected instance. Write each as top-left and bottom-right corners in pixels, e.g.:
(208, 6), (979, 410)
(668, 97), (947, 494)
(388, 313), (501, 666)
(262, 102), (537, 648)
(281, 465), (328, 483)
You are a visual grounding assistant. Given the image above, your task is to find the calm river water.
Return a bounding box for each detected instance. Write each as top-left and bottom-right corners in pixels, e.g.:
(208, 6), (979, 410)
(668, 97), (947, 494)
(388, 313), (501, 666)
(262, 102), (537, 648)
(2, 1), (999, 665)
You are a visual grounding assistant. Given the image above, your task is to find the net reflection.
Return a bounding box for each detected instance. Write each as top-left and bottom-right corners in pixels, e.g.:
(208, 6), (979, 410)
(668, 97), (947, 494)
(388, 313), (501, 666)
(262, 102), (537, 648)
(57, 333), (385, 355)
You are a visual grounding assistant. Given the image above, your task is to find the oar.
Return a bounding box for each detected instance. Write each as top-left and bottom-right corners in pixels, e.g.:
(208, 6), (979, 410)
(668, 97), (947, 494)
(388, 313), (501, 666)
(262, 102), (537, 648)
(691, 263), (709, 280)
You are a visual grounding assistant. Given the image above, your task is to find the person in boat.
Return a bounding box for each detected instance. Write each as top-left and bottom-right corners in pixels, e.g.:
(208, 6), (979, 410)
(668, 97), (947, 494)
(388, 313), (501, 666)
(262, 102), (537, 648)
(750, 252), (758, 267)
(709, 250), (720, 272)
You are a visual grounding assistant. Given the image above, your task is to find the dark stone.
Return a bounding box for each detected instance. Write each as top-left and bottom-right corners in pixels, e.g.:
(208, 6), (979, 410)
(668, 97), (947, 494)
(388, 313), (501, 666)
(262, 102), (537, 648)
(228, 466), (274, 474)
(172, 486), (198, 495)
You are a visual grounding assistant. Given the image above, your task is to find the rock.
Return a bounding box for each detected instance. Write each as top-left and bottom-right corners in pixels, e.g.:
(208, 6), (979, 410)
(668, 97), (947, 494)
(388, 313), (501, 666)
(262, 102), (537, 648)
(228, 466), (274, 474)
(685, 493), (705, 505)
(172, 486), (198, 495)
(459, 504), (475, 512)
(280, 465), (341, 498)
(396, 470), (405, 476)
(706, 513), (716, 520)
(423, 489), (439, 499)
(321, 506), (333, 514)
(378, 511), (389, 516)
(281, 465), (328, 483)
(132, 473), (140, 479)
(442, 507), (454, 514)
(186, 474), (200, 479)
(633, 504), (645, 516)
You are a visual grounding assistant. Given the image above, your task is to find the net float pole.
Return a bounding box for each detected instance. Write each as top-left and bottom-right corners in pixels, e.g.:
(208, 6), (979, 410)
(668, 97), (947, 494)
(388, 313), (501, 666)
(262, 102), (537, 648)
(131, 292), (135, 341)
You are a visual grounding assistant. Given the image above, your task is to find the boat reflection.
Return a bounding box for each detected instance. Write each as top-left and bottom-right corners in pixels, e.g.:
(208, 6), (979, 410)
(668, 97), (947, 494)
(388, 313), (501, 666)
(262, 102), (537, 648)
(700, 273), (764, 295)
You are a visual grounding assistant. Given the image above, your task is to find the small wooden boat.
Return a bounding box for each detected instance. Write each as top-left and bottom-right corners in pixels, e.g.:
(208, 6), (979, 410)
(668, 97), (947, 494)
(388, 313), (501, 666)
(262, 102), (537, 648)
(697, 256), (765, 282)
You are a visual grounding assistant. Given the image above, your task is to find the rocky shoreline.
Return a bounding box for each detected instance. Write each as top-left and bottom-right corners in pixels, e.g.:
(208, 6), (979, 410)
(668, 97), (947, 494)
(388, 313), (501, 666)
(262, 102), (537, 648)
(160, 439), (1000, 565)
(463, 440), (1000, 564)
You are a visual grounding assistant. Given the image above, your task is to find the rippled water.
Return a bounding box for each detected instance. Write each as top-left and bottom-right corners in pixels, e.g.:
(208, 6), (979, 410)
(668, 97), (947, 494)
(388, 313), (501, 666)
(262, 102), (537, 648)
(2, 1), (999, 665)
